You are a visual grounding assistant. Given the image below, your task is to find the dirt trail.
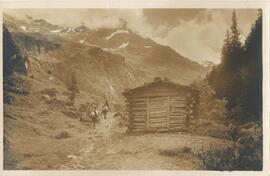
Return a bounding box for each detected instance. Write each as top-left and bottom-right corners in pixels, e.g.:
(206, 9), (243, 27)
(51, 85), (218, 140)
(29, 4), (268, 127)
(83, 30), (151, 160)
(57, 113), (232, 170)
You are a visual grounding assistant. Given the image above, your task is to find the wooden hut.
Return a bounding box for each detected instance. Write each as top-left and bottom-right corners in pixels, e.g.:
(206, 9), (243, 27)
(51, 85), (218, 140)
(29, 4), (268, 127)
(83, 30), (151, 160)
(122, 78), (198, 132)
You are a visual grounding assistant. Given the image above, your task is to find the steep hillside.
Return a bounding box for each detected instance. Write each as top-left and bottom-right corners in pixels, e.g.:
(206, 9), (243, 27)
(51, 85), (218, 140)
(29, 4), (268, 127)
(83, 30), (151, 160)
(4, 15), (147, 106)
(4, 14), (206, 105)
(51, 42), (148, 105)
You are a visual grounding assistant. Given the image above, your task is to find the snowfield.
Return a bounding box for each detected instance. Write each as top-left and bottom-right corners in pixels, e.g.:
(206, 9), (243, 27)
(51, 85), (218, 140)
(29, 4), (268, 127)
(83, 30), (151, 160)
(20, 26), (26, 31)
(105, 29), (129, 40)
(102, 42), (129, 52)
(118, 42), (129, 49)
(50, 28), (63, 33)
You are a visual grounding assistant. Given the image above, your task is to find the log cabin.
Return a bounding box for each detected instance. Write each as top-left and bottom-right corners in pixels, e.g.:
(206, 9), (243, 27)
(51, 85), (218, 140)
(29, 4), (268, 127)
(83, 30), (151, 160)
(122, 77), (198, 132)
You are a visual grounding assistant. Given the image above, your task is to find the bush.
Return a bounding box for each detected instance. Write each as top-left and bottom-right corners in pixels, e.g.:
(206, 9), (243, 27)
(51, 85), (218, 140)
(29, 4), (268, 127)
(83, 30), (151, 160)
(198, 145), (238, 170)
(197, 122), (262, 170)
(193, 80), (227, 123)
(237, 122), (262, 170)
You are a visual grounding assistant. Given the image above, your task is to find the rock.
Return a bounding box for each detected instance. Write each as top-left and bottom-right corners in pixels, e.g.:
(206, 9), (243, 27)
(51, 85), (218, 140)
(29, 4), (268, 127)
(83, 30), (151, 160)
(41, 94), (51, 103)
(53, 130), (71, 139)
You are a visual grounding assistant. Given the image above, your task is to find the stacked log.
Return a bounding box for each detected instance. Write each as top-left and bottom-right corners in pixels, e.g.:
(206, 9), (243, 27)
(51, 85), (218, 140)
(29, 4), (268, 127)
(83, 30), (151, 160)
(127, 98), (147, 131)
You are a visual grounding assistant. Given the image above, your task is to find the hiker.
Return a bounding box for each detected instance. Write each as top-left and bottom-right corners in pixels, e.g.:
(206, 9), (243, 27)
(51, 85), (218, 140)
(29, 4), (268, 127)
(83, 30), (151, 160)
(88, 103), (99, 130)
(101, 100), (109, 119)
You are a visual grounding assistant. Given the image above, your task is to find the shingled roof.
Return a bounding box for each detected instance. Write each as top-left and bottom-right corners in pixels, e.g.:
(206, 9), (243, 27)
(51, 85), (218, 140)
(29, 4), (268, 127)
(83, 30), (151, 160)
(122, 77), (195, 97)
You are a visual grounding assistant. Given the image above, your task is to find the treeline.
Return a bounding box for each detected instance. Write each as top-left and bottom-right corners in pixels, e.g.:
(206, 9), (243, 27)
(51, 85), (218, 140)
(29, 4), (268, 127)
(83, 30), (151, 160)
(208, 10), (262, 124)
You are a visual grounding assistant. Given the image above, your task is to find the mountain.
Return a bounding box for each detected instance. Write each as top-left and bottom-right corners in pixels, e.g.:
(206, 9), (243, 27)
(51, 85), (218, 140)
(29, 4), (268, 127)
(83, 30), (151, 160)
(3, 14), (207, 106)
(63, 27), (207, 84)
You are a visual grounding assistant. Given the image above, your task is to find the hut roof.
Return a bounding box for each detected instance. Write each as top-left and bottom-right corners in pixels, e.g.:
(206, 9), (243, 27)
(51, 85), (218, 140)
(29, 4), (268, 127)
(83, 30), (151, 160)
(123, 77), (195, 97)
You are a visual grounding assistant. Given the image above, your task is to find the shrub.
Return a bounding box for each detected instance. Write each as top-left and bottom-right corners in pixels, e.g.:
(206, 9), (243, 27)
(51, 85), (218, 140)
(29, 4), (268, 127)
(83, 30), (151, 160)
(198, 145), (238, 171)
(198, 123), (262, 171)
(237, 122), (262, 170)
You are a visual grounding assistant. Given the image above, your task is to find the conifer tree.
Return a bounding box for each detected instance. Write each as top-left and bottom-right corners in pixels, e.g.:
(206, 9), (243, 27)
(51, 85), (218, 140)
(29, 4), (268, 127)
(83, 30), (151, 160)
(239, 10), (262, 121)
(208, 10), (262, 123)
(230, 11), (241, 49)
(209, 11), (242, 109)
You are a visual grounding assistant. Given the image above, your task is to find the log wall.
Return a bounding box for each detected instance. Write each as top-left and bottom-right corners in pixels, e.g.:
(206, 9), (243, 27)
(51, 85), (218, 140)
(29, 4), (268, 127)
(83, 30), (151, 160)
(125, 85), (196, 132)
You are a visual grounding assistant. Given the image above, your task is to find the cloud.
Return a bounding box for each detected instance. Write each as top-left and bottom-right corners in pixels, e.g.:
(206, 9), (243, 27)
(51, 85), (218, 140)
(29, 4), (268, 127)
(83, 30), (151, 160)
(152, 10), (230, 64)
(144, 9), (259, 64)
(4, 9), (259, 64)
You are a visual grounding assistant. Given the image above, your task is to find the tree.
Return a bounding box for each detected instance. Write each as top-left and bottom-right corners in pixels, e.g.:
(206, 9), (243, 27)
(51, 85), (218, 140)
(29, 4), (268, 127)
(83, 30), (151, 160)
(208, 10), (262, 123)
(239, 10), (262, 121)
(230, 11), (241, 50)
(69, 73), (79, 105)
(209, 11), (242, 110)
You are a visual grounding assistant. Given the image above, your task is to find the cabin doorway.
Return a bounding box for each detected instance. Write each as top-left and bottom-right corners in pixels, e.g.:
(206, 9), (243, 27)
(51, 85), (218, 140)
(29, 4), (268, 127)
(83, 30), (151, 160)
(148, 96), (169, 129)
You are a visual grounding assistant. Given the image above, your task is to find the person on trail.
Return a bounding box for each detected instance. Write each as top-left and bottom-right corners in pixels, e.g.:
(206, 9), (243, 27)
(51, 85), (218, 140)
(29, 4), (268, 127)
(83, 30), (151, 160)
(101, 100), (109, 120)
(88, 103), (99, 130)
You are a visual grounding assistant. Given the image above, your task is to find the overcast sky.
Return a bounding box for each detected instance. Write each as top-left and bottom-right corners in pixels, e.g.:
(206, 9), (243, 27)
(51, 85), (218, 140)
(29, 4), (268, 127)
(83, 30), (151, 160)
(5, 9), (260, 64)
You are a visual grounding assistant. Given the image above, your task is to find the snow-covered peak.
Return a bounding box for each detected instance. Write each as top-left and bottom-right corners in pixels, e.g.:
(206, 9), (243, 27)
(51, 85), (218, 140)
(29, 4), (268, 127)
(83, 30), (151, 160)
(50, 27), (73, 34)
(105, 29), (129, 40)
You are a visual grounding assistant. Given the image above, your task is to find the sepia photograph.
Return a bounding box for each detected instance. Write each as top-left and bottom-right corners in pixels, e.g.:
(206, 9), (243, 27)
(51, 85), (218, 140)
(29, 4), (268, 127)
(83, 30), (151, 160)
(3, 8), (263, 170)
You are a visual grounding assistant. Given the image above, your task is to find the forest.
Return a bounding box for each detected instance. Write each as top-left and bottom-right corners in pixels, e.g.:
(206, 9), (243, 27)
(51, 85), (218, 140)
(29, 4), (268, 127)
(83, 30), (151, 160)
(197, 10), (262, 170)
